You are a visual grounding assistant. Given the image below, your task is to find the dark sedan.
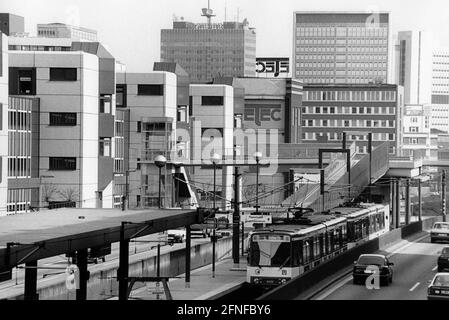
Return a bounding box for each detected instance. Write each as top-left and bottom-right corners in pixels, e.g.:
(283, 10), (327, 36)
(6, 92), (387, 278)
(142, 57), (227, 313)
(428, 273), (449, 300)
(353, 254), (394, 286)
(438, 247), (449, 272)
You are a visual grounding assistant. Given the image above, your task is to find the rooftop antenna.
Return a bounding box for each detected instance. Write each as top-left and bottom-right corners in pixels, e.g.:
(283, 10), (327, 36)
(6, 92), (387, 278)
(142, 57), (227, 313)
(201, 0), (216, 28)
(225, 0), (227, 22)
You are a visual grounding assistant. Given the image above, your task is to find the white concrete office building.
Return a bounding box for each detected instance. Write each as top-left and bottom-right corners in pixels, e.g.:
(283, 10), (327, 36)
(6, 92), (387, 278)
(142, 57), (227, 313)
(431, 48), (449, 133)
(116, 72), (178, 208)
(394, 31), (433, 105)
(189, 84), (234, 209)
(0, 33), (8, 216)
(9, 50), (115, 209)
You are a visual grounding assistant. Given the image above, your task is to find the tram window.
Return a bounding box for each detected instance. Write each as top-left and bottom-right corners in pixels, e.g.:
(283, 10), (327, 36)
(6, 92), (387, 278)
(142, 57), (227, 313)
(313, 236), (320, 259)
(335, 229), (340, 249)
(342, 225), (347, 243)
(329, 232), (334, 252)
(303, 240), (311, 264)
(319, 234), (326, 256)
(292, 241), (301, 266)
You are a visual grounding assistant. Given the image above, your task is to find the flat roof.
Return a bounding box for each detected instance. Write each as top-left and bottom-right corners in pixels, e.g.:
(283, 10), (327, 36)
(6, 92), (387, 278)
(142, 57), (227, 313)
(0, 208), (201, 271)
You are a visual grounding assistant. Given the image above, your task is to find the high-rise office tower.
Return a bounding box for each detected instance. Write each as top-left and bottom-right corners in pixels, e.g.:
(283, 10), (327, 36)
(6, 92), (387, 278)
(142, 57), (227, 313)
(161, 5), (256, 83)
(431, 48), (449, 132)
(394, 31), (433, 105)
(293, 12), (390, 84)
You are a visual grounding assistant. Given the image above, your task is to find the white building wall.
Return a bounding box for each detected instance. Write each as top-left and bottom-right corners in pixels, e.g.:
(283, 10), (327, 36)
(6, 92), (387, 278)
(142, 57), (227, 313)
(9, 51), (100, 208)
(190, 84), (234, 209)
(0, 34), (8, 216)
(431, 48), (449, 133)
(117, 71), (177, 208)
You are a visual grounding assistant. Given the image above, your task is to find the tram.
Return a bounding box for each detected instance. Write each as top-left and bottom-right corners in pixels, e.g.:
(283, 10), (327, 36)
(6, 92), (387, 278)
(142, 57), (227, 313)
(246, 203), (389, 287)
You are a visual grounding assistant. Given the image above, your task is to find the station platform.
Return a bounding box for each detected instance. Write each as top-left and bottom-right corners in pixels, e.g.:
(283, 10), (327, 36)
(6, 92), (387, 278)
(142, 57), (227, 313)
(119, 256), (248, 300)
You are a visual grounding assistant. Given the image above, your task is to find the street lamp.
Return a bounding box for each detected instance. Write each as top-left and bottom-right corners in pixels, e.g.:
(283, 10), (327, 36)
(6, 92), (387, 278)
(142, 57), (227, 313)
(210, 153), (220, 278)
(253, 152), (263, 214)
(154, 155), (167, 209)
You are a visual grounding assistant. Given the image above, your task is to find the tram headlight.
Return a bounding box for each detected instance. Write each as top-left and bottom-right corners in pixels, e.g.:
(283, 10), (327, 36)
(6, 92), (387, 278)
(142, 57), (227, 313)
(255, 269), (261, 275)
(281, 270), (287, 276)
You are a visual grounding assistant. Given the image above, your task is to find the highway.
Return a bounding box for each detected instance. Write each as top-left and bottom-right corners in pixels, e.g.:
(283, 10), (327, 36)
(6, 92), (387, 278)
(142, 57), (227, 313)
(309, 232), (447, 300)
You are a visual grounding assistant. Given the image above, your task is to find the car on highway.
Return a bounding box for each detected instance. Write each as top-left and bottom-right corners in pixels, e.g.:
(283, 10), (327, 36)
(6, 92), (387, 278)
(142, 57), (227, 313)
(353, 254), (394, 286)
(430, 222), (449, 243)
(428, 273), (449, 300)
(437, 247), (449, 272)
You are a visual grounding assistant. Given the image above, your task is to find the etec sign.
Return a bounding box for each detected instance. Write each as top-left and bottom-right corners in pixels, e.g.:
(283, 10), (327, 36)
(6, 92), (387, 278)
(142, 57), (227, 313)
(244, 105), (282, 127)
(256, 58), (289, 77)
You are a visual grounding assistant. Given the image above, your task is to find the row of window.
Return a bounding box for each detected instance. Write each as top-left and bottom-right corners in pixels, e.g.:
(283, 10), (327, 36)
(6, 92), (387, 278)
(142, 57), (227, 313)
(6, 188), (32, 214)
(302, 106), (397, 115)
(296, 39), (388, 45)
(302, 131), (396, 142)
(296, 46), (388, 54)
(302, 119), (396, 129)
(304, 90), (396, 102)
(296, 25), (388, 38)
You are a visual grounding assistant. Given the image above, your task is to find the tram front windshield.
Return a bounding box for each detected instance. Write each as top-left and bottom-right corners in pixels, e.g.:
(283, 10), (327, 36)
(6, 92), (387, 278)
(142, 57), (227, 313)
(249, 234), (291, 267)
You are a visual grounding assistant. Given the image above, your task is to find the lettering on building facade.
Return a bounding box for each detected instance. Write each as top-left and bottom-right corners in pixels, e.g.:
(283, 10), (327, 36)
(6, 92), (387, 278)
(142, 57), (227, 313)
(256, 58), (290, 77)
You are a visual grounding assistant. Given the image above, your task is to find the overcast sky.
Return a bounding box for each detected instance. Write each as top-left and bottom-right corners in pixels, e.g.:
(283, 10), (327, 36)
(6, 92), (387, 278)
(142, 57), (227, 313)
(1, 0), (449, 72)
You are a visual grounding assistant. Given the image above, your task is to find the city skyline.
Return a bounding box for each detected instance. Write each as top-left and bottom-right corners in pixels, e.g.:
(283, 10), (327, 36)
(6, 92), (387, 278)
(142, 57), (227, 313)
(1, 0), (449, 72)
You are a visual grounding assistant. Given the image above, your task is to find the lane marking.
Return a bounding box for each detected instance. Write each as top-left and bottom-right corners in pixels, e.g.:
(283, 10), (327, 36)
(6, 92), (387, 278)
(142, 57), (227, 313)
(409, 282), (420, 292)
(315, 233), (430, 300)
(432, 266), (438, 271)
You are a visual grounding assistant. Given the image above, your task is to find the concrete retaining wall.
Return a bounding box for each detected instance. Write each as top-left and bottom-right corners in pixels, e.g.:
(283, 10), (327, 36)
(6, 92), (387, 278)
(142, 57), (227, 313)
(259, 215), (446, 300)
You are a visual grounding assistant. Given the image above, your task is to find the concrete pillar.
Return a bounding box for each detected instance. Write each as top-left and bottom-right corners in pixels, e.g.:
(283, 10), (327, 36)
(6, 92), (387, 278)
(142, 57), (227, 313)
(418, 178), (422, 222)
(118, 223), (129, 300)
(395, 180), (400, 228)
(75, 249), (88, 301)
(233, 166), (241, 265)
(405, 179), (411, 225)
(24, 260), (38, 300)
(185, 225), (191, 288)
(390, 180), (396, 228)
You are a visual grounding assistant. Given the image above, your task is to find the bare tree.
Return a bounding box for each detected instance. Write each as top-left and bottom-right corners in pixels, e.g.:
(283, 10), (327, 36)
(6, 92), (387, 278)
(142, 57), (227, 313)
(58, 187), (79, 204)
(41, 184), (58, 203)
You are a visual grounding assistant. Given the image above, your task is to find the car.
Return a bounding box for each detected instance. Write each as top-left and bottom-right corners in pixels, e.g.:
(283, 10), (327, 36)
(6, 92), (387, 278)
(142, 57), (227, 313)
(353, 254), (394, 286)
(167, 229), (186, 244)
(428, 273), (449, 300)
(430, 222), (449, 243)
(438, 247), (449, 272)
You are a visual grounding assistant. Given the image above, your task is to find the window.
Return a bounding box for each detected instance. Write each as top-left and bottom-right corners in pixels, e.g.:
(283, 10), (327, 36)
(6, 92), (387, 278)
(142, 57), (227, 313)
(49, 157), (76, 170)
(17, 69), (34, 95)
(201, 96), (224, 106)
(99, 138), (111, 157)
(116, 84), (126, 108)
(49, 113), (76, 126)
(49, 68), (77, 81)
(99, 95), (112, 114)
(137, 84), (164, 96)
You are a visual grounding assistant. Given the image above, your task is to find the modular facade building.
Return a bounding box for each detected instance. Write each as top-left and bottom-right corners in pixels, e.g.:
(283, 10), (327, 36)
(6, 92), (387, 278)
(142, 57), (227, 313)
(37, 23), (97, 41)
(402, 104), (437, 161)
(161, 20), (256, 83)
(8, 49), (117, 209)
(188, 84), (234, 209)
(394, 31), (433, 105)
(431, 48), (449, 133)
(301, 84), (404, 155)
(116, 72), (178, 209)
(293, 12), (391, 84)
(0, 33), (8, 215)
